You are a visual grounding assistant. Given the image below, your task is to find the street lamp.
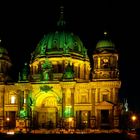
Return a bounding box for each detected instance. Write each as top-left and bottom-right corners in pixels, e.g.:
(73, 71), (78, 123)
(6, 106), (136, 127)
(131, 115), (137, 129)
(6, 117), (10, 131)
(68, 117), (73, 129)
(131, 115), (137, 122)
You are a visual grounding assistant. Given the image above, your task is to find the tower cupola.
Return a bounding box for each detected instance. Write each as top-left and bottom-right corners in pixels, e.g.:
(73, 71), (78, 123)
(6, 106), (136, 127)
(92, 32), (119, 81)
(0, 39), (12, 82)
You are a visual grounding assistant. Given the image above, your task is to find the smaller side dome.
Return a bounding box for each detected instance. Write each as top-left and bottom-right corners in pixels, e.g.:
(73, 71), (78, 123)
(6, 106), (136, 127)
(0, 39), (11, 62)
(0, 46), (10, 61)
(96, 40), (115, 49)
(95, 32), (116, 53)
(0, 47), (8, 54)
(0, 39), (12, 82)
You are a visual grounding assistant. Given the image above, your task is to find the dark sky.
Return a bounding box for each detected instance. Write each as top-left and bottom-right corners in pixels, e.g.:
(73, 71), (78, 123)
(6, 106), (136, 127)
(0, 1), (139, 112)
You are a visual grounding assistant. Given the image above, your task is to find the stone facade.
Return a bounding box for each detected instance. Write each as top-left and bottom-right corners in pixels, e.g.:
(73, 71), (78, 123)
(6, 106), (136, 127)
(0, 10), (121, 130)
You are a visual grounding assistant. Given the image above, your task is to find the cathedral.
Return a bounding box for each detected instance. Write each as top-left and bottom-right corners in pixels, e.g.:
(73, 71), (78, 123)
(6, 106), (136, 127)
(0, 7), (121, 130)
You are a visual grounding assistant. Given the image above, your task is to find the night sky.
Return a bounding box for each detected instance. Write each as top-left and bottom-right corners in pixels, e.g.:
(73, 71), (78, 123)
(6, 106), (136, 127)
(0, 1), (139, 112)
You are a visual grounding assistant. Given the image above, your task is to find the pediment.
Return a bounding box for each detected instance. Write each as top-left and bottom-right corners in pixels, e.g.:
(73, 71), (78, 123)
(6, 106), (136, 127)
(97, 101), (114, 106)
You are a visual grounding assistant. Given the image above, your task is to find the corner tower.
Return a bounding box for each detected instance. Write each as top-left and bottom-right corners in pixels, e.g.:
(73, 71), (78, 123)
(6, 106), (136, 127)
(91, 32), (121, 129)
(92, 32), (119, 80)
(0, 39), (12, 83)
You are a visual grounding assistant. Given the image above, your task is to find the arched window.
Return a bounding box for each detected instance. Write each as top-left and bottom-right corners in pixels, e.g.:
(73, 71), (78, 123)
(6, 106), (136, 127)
(11, 95), (16, 104)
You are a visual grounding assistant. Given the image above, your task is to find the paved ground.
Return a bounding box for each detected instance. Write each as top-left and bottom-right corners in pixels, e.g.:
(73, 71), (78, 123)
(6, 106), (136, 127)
(1, 129), (140, 140)
(0, 133), (140, 140)
(0, 129), (140, 140)
(1, 128), (122, 134)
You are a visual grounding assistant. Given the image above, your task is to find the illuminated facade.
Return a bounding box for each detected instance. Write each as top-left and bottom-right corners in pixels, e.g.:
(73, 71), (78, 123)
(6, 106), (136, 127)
(0, 8), (121, 130)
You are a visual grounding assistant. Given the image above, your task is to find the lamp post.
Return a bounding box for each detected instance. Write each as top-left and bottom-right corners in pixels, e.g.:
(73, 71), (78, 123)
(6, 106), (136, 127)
(68, 117), (72, 129)
(31, 105), (35, 133)
(6, 117), (10, 131)
(131, 115), (137, 129)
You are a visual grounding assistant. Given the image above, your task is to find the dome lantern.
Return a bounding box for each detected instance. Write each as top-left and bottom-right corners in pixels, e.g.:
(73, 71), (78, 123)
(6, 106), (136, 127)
(57, 6), (66, 29)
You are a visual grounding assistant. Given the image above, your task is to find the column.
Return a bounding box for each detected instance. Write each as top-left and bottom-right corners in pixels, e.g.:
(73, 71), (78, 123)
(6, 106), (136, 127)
(75, 66), (78, 78)
(61, 88), (66, 118)
(17, 90), (21, 112)
(84, 63), (87, 79)
(115, 88), (119, 103)
(78, 64), (81, 79)
(1, 86), (5, 130)
(70, 88), (75, 117)
(109, 109), (113, 128)
(97, 88), (100, 103)
(0, 63), (1, 73)
(110, 88), (113, 103)
(98, 57), (100, 69)
(91, 88), (95, 116)
(97, 109), (100, 128)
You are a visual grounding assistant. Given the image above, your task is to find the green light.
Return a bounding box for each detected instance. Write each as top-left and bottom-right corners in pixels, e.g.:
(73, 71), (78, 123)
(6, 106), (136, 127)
(19, 109), (27, 118)
(41, 59), (52, 70)
(40, 85), (52, 92)
(62, 63), (74, 80)
(64, 106), (72, 118)
(40, 59), (52, 81)
(104, 31), (107, 35)
(43, 72), (49, 80)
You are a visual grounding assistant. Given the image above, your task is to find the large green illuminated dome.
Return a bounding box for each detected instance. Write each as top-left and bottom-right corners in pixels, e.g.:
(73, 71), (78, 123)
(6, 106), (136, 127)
(0, 40), (12, 82)
(29, 6), (90, 82)
(31, 6), (88, 62)
(31, 31), (87, 61)
(0, 41), (11, 62)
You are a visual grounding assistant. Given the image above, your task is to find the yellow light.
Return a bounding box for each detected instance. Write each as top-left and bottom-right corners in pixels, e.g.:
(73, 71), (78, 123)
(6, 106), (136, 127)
(7, 131), (15, 135)
(131, 115), (137, 121)
(68, 117), (73, 122)
(6, 117), (10, 121)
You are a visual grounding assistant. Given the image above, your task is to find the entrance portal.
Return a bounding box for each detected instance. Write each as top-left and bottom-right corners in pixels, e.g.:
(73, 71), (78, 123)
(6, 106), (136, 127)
(37, 108), (57, 129)
(100, 110), (110, 129)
